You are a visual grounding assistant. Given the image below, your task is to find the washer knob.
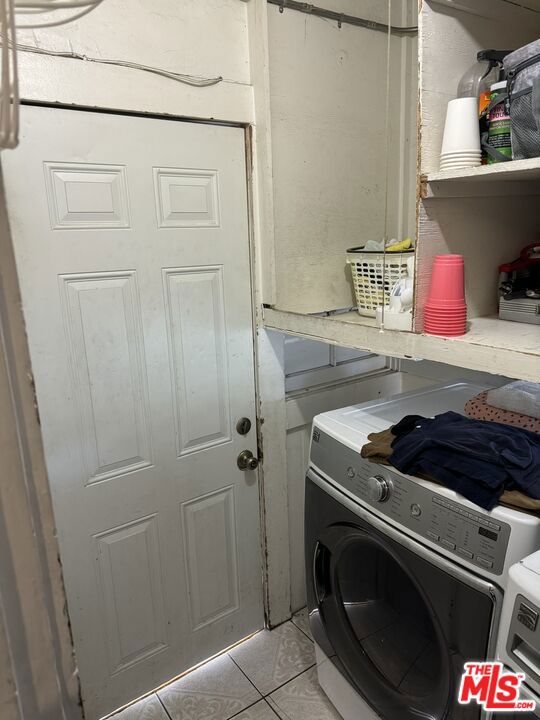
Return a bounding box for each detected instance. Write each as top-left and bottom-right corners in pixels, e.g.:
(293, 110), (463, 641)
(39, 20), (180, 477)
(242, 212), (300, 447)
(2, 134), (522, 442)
(367, 475), (392, 503)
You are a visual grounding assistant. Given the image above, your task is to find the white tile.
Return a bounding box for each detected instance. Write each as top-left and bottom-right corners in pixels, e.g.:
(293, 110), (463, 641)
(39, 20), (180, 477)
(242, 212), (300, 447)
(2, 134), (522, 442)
(268, 667), (342, 720)
(232, 700), (279, 719)
(229, 621), (315, 696)
(158, 653), (261, 720)
(291, 608), (312, 641)
(108, 694), (168, 720)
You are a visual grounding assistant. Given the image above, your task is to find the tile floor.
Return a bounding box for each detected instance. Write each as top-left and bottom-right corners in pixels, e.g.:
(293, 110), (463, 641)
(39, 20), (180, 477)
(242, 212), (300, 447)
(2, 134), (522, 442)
(109, 609), (341, 720)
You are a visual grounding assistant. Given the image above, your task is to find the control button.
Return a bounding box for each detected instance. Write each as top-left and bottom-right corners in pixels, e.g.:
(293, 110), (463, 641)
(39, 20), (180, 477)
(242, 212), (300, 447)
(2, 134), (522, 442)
(427, 530), (439, 541)
(347, 466), (356, 479)
(488, 522), (500, 531)
(458, 547), (474, 559)
(440, 539), (456, 550)
(410, 503), (422, 517)
(367, 476), (392, 503)
(517, 603), (538, 632)
(458, 508), (467, 516)
(467, 512), (478, 521)
(477, 556), (494, 569)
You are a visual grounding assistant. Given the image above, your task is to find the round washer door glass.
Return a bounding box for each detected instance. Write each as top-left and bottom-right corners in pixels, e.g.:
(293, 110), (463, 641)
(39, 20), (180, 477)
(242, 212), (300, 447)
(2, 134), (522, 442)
(312, 518), (494, 720)
(337, 534), (444, 697)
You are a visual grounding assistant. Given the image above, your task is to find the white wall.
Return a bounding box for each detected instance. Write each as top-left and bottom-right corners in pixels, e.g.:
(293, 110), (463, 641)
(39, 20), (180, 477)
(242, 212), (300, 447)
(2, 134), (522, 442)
(16, 0), (254, 122)
(267, 0), (417, 313)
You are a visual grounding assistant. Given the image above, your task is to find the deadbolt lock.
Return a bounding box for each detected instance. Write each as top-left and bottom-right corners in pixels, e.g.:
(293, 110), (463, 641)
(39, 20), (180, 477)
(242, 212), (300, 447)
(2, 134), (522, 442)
(237, 450), (259, 471)
(236, 417), (252, 436)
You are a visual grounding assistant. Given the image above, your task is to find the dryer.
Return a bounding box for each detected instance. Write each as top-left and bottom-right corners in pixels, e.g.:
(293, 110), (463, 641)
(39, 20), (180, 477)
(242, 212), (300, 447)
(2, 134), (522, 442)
(496, 550), (540, 719)
(305, 383), (540, 720)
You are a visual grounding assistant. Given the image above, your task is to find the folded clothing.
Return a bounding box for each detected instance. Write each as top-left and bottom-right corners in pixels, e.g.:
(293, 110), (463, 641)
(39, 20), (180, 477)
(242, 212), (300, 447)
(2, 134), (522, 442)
(388, 411), (540, 511)
(361, 426), (540, 517)
(465, 390), (540, 433)
(487, 381), (540, 421)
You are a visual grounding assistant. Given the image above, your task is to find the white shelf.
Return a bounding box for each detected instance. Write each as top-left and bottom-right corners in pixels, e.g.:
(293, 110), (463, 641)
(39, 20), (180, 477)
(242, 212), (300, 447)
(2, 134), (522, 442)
(263, 308), (540, 382)
(425, 157), (540, 185)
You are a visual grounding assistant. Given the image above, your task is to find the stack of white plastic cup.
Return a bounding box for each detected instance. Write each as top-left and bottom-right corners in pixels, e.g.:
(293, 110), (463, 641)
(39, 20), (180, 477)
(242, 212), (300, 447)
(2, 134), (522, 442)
(439, 97), (481, 170)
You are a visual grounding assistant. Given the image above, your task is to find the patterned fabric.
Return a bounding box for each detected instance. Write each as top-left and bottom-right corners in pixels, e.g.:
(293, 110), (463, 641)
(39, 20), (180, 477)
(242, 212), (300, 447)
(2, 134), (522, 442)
(465, 391), (540, 434)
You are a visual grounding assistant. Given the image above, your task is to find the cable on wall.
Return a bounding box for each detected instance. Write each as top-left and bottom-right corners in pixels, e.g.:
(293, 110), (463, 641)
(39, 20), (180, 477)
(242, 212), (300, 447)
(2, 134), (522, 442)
(14, 0), (105, 29)
(10, 41), (224, 87)
(0, 0), (224, 149)
(267, 0), (418, 34)
(0, 0), (110, 148)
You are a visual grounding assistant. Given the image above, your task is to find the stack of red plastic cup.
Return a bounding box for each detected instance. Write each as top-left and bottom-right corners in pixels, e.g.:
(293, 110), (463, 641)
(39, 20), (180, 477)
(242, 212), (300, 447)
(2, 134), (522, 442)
(424, 255), (467, 337)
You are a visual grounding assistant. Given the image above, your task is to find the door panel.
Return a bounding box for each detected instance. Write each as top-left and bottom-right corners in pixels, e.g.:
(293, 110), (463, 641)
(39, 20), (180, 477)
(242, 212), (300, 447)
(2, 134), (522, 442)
(2, 105), (263, 720)
(44, 161), (131, 229)
(60, 271), (153, 483)
(163, 265), (231, 455)
(154, 167), (220, 228)
(94, 514), (167, 675)
(182, 486), (240, 630)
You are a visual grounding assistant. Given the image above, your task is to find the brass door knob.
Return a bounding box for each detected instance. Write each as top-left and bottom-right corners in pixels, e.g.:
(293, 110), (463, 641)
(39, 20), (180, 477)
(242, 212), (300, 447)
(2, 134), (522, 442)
(237, 450), (259, 471)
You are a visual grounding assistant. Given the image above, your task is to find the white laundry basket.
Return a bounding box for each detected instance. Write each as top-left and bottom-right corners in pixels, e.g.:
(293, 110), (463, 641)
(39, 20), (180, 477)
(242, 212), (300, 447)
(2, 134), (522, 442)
(347, 247), (415, 317)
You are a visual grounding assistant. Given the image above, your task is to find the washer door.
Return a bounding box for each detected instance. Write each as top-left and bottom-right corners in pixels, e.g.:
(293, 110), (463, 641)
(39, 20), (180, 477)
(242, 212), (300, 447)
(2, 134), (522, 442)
(306, 473), (498, 720)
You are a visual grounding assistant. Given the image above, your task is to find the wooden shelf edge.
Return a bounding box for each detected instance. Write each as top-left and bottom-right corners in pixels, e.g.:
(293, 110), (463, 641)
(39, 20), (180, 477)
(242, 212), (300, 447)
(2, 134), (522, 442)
(262, 308), (540, 382)
(423, 157), (540, 186)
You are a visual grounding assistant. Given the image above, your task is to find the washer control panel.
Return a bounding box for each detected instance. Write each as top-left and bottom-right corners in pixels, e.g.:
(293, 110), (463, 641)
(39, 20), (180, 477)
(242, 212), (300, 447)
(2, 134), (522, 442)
(310, 428), (510, 575)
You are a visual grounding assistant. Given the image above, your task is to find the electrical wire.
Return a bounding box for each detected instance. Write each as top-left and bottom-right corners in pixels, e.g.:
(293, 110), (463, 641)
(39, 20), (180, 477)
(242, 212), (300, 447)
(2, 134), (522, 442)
(0, 0), (109, 148)
(15, 0), (102, 8)
(15, 0), (105, 28)
(9, 40), (224, 86)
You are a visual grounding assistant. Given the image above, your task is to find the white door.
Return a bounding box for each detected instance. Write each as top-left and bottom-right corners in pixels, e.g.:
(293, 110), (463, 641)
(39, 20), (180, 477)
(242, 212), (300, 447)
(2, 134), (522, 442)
(2, 105), (263, 720)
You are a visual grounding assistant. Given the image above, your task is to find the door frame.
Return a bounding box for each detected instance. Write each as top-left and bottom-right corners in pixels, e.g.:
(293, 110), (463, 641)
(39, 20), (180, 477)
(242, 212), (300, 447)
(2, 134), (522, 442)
(0, 167), (82, 720)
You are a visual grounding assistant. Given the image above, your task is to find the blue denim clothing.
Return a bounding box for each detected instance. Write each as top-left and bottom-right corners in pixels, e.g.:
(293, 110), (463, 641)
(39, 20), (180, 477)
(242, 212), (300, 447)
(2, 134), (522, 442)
(388, 411), (540, 510)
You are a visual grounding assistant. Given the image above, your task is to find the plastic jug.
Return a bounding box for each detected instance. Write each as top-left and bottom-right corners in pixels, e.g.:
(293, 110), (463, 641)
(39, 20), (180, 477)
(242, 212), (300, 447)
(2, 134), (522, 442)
(457, 49), (510, 115)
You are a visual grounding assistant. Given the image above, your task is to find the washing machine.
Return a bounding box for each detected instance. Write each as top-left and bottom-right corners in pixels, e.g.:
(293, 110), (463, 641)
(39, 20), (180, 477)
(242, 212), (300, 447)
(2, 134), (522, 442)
(495, 549), (540, 719)
(305, 382), (540, 720)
